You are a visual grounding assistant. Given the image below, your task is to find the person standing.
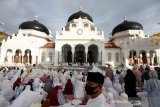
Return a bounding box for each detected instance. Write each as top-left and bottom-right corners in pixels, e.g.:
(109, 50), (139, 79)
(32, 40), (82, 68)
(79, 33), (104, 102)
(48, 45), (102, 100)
(105, 64), (114, 81)
(124, 69), (137, 98)
(85, 72), (108, 107)
(145, 71), (160, 107)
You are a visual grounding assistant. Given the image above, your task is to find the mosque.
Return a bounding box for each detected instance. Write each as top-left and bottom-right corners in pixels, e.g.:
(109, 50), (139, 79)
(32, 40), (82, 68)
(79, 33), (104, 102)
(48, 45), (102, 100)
(0, 10), (160, 68)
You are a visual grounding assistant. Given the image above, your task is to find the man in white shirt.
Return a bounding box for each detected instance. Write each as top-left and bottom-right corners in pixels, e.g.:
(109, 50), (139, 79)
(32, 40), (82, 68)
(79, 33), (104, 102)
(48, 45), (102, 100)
(85, 72), (109, 107)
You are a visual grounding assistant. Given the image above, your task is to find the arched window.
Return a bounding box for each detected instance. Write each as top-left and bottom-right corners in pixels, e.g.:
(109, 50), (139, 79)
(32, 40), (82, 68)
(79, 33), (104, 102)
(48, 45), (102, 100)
(108, 53), (111, 61)
(49, 52), (52, 62)
(115, 53), (119, 62)
(41, 52), (45, 62)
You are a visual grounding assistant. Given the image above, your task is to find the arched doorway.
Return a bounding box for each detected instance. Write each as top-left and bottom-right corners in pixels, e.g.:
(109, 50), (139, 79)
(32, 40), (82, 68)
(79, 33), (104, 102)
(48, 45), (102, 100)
(23, 49), (32, 64)
(14, 49), (22, 63)
(149, 50), (157, 65)
(5, 49), (13, 63)
(62, 44), (72, 63)
(74, 44), (85, 64)
(87, 44), (98, 64)
(129, 50), (137, 65)
(139, 50), (147, 64)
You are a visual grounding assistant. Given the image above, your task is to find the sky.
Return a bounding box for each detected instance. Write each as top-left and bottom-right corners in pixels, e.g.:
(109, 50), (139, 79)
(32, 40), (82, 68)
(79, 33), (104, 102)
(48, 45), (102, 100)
(0, 0), (160, 39)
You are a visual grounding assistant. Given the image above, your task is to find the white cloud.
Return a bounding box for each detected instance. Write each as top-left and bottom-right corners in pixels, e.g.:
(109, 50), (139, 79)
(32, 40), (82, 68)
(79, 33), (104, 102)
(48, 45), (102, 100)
(0, 0), (160, 38)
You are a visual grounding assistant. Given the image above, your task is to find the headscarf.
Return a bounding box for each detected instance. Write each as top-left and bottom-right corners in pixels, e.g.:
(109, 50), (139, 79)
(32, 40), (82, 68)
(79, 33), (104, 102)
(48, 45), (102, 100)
(63, 79), (73, 95)
(148, 71), (159, 89)
(113, 79), (122, 94)
(119, 93), (128, 101)
(13, 78), (21, 90)
(103, 77), (112, 91)
(0, 94), (10, 107)
(107, 87), (119, 100)
(33, 77), (41, 91)
(10, 86), (38, 107)
(106, 92), (114, 104)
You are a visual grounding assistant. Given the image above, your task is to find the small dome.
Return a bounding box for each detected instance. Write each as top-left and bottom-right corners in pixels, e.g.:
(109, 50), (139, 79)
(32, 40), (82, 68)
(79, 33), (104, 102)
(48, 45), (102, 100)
(19, 20), (49, 35)
(112, 20), (143, 35)
(68, 11), (93, 22)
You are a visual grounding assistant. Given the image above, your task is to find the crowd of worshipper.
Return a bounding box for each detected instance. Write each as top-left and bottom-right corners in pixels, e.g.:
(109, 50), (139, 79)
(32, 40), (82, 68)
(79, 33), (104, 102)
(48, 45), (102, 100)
(0, 64), (160, 107)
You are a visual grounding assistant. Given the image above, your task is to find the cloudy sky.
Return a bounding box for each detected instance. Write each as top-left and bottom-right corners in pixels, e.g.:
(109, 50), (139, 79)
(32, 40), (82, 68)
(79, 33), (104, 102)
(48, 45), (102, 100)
(0, 0), (160, 38)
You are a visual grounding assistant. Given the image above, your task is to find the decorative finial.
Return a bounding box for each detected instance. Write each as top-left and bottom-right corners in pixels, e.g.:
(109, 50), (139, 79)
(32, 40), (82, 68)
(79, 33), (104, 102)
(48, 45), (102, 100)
(79, 6), (82, 11)
(124, 16), (127, 21)
(35, 16), (38, 20)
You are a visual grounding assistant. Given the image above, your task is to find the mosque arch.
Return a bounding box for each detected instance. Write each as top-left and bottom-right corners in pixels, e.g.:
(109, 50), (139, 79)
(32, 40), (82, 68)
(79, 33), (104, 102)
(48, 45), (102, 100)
(62, 44), (72, 63)
(87, 44), (98, 64)
(5, 49), (13, 63)
(139, 50), (147, 64)
(149, 50), (157, 65)
(14, 49), (22, 63)
(23, 49), (32, 64)
(74, 44), (85, 64)
(129, 50), (137, 65)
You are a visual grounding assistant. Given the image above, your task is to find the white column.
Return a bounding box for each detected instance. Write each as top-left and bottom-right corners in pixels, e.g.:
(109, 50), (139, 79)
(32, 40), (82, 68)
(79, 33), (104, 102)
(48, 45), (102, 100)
(98, 51), (101, 64)
(124, 51), (129, 67)
(21, 51), (24, 64)
(54, 51), (59, 66)
(85, 48), (88, 63)
(157, 49), (160, 65)
(12, 50), (16, 63)
(152, 53), (155, 65)
(136, 50), (140, 64)
(146, 51), (150, 65)
(32, 53), (36, 65)
(72, 48), (75, 63)
(27, 52), (30, 64)
(19, 53), (21, 63)
(59, 52), (62, 64)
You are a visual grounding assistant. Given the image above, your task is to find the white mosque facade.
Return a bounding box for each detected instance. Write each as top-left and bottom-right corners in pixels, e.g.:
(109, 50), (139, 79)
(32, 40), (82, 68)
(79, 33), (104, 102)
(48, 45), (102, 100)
(0, 10), (159, 68)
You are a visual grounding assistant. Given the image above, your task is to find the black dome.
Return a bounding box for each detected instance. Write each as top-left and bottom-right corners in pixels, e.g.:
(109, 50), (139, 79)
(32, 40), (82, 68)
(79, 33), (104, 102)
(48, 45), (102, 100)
(68, 11), (93, 22)
(112, 20), (143, 35)
(19, 20), (49, 35)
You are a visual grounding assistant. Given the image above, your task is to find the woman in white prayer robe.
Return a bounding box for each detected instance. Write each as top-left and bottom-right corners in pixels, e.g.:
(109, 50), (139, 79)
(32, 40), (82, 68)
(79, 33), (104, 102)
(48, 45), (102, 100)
(144, 71), (160, 107)
(1, 79), (15, 102)
(57, 85), (66, 105)
(33, 77), (41, 91)
(137, 91), (148, 107)
(10, 68), (21, 85)
(105, 92), (116, 107)
(113, 79), (122, 94)
(10, 85), (39, 107)
(0, 92), (10, 107)
(107, 87), (119, 100)
(103, 77), (112, 91)
(35, 86), (48, 100)
(29, 92), (43, 107)
(116, 93), (133, 107)
(73, 75), (85, 99)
